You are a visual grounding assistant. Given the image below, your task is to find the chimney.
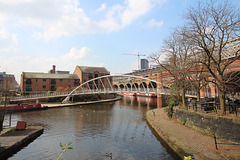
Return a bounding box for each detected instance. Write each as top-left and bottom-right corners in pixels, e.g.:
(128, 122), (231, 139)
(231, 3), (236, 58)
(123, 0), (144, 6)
(52, 65), (56, 74)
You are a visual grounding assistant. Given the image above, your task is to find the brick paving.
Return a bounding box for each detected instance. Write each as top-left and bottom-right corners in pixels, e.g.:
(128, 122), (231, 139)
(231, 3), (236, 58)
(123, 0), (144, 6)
(146, 108), (240, 160)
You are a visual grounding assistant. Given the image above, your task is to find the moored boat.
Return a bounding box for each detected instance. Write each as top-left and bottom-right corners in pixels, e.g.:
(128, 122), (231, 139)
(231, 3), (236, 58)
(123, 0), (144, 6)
(0, 104), (48, 112)
(123, 93), (137, 96)
(136, 93), (157, 98)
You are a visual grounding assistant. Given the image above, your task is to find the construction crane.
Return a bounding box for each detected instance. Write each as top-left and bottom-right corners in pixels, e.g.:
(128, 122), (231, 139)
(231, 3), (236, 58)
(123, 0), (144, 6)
(123, 52), (146, 70)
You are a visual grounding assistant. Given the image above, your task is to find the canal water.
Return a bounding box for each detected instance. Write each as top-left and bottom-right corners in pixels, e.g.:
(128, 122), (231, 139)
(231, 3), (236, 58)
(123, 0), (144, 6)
(3, 96), (174, 160)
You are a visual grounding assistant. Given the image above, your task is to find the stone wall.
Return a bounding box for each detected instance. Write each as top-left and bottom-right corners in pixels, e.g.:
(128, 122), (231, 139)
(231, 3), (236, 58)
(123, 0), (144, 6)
(173, 109), (240, 143)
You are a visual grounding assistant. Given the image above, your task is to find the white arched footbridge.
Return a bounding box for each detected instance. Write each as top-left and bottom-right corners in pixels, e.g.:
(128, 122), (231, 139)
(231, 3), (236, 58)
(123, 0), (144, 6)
(11, 75), (198, 102)
(62, 74), (166, 103)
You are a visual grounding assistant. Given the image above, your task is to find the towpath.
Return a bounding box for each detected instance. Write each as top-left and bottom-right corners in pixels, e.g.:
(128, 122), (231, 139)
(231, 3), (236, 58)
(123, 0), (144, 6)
(146, 108), (240, 160)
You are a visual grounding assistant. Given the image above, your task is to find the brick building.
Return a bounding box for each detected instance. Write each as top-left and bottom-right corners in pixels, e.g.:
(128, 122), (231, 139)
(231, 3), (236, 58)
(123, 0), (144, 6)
(0, 72), (19, 93)
(73, 66), (111, 89)
(21, 65), (80, 95)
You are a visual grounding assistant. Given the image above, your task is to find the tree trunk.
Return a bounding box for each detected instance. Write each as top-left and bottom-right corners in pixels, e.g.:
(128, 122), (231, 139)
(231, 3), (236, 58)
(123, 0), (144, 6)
(219, 90), (226, 115)
(197, 89), (200, 102)
(0, 110), (4, 132)
(181, 89), (187, 109)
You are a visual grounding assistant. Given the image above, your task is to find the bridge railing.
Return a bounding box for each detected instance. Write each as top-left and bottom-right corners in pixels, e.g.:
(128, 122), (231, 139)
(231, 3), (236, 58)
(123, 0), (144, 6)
(11, 87), (200, 101)
(11, 88), (123, 100)
(11, 88), (173, 100)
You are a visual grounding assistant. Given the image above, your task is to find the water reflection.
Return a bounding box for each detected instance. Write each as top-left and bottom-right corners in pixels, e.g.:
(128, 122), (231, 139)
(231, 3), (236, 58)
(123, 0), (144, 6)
(3, 96), (173, 160)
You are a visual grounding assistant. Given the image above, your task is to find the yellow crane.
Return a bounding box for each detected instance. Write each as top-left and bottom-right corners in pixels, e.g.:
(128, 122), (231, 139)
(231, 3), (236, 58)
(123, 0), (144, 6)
(123, 52), (146, 70)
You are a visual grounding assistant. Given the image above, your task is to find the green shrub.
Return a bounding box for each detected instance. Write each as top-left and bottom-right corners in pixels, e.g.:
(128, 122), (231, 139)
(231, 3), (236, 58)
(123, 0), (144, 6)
(164, 85), (177, 118)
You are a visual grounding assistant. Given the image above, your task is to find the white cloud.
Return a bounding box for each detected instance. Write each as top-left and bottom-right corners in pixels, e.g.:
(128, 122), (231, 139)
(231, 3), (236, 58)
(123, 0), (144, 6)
(121, 0), (153, 26)
(63, 47), (94, 60)
(0, 28), (18, 52)
(1, 46), (98, 83)
(146, 19), (164, 28)
(12, 34), (18, 45)
(0, 28), (9, 39)
(0, 46), (17, 52)
(0, 0), (167, 40)
(0, 0), (33, 5)
(96, 3), (107, 12)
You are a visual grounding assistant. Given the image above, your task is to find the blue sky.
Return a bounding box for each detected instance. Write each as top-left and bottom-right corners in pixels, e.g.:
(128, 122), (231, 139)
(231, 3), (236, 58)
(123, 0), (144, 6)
(0, 0), (239, 83)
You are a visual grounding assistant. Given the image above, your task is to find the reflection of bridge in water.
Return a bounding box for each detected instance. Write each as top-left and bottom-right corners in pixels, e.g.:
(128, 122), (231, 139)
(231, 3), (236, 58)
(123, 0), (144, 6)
(119, 96), (168, 109)
(11, 75), (198, 102)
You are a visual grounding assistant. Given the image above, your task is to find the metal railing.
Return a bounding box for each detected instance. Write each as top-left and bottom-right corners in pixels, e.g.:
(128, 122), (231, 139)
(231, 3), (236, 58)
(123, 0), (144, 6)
(10, 88), (175, 101)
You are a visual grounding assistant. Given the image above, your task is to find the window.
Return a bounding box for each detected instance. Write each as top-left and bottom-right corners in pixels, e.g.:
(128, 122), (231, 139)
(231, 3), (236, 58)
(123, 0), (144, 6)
(50, 86), (56, 91)
(59, 79), (63, 82)
(84, 74), (86, 77)
(43, 79), (46, 82)
(88, 74), (93, 79)
(36, 79), (38, 82)
(26, 86), (32, 91)
(43, 85), (46, 88)
(68, 85), (71, 88)
(51, 79), (56, 84)
(36, 86), (38, 89)
(74, 79), (79, 85)
(95, 74), (98, 78)
(26, 79), (32, 84)
(68, 79), (70, 82)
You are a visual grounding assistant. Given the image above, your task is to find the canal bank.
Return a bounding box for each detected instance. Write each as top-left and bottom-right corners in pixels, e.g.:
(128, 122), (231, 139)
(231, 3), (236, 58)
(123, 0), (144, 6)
(0, 126), (43, 160)
(44, 95), (122, 108)
(146, 108), (240, 160)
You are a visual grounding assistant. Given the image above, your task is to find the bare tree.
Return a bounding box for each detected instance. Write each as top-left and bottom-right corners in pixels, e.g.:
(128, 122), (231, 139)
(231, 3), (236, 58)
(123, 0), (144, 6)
(0, 80), (18, 131)
(187, 65), (209, 101)
(150, 29), (193, 109)
(183, 0), (240, 115)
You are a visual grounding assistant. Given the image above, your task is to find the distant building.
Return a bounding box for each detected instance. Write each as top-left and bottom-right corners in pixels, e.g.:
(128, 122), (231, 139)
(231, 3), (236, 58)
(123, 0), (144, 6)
(73, 66), (111, 89)
(141, 59), (149, 70)
(21, 65), (79, 95)
(0, 72), (19, 93)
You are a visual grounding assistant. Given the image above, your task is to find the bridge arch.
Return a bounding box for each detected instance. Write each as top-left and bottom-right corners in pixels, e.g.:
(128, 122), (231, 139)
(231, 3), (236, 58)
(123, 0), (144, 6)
(113, 84), (118, 90)
(62, 74), (163, 103)
(119, 84), (124, 90)
(132, 83), (138, 89)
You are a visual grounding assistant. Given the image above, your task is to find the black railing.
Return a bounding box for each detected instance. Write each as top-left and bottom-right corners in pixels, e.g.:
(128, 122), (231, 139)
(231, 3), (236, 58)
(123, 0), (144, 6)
(213, 133), (240, 150)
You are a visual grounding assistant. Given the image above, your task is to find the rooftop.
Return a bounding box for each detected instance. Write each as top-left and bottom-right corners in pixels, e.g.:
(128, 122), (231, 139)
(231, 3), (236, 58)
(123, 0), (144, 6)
(77, 66), (110, 74)
(22, 72), (79, 79)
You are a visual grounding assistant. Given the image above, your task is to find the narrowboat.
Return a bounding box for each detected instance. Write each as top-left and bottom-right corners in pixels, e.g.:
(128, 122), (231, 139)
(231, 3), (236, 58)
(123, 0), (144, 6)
(0, 104), (48, 112)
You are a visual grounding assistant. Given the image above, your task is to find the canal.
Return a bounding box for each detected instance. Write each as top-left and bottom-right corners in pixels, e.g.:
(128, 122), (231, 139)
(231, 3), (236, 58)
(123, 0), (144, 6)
(4, 96), (174, 160)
